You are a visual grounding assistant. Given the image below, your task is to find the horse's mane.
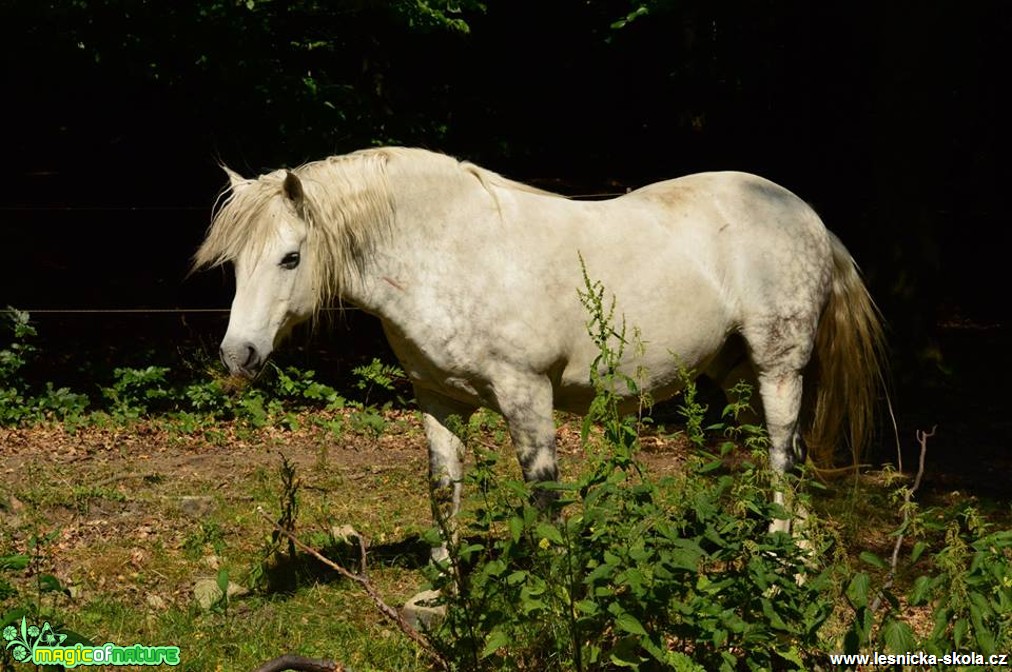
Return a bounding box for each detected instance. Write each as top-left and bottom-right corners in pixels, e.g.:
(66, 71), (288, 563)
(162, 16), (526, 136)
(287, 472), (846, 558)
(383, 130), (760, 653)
(460, 161), (562, 199)
(193, 147), (560, 315)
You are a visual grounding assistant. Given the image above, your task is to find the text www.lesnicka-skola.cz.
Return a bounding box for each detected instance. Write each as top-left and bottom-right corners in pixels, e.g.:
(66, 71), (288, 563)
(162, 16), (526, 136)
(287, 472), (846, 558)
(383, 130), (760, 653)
(829, 651), (1009, 667)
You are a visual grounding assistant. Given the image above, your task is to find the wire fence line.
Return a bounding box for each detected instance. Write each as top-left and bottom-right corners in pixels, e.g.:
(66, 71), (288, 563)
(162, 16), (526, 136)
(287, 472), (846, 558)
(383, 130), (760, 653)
(0, 307), (362, 314)
(0, 206), (211, 212)
(0, 191), (628, 214)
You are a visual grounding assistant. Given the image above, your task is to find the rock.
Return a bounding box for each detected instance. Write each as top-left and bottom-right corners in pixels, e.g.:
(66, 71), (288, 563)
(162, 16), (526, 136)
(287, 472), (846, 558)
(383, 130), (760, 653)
(146, 593), (167, 610)
(177, 496), (215, 517)
(193, 578), (248, 611)
(401, 589), (445, 631)
(330, 524), (363, 546)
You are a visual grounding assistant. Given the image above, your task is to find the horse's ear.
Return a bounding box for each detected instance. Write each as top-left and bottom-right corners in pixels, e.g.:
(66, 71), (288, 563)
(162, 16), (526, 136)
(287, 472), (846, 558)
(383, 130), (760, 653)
(222, 165), (250, 194)
(283, 171), (305, 209)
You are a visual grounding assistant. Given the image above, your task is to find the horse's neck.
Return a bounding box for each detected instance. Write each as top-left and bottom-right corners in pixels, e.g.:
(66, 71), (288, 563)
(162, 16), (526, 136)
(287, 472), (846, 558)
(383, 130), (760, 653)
(336, 159), (493, 316)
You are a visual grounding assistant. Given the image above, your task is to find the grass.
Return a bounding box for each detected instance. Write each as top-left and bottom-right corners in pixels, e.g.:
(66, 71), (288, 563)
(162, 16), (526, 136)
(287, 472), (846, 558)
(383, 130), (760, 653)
(0, 408), (436, 671)
(3, 406), (1012, 670)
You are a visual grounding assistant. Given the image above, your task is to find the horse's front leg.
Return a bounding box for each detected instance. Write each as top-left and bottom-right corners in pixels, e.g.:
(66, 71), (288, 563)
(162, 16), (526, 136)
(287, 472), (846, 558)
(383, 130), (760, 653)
(493, 373), (559, 510)
(415, 387), (476, 564)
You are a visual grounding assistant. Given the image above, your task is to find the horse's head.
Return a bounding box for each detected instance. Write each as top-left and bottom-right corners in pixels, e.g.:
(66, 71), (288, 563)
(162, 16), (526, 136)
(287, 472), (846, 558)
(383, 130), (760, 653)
(196, 153), (397, 378)
(199, 168), (318, 378)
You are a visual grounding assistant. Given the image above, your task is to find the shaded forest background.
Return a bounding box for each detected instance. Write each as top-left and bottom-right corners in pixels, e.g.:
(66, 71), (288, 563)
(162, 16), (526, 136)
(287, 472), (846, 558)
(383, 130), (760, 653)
(1, 0), (1009, 474)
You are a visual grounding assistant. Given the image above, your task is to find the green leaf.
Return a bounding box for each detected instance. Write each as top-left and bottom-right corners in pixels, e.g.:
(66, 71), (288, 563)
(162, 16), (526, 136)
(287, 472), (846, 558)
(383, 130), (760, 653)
(484, 559), (507, 577)
(615, 612), (648, 636)
(480, 628), (510, 658)
(508, 515), (524, 542)
(506, 570), (528, 586)
(910, 541), (928, 563)
(908, 575), (933, 605)
(775, 646), (805, 669)
(668, 539), (705, 571)
(37, 574), (67, 595)
(696, 458), (723, 474)
(859, 551), (888, 570)
(535, 522), (564, 546)
(609, 636), (645, 668)
(952, 617), (968, 647)
(881, 618), (916, 653)
(0, 608), (29, 630)
(846, 572), (871, 609)
(0, 555), (29, 571)
(760, 598), (788, 631)
(667, 652), (706, 671)
(216, 568), (230, 593)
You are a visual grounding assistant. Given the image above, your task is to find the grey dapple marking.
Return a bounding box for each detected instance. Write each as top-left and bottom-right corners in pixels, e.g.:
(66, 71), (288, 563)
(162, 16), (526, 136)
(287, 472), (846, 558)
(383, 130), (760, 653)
(194, 147), (886, 546)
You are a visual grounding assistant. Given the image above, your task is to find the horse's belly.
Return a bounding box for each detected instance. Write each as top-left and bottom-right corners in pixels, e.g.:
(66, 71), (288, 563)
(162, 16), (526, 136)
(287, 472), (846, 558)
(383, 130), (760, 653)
(552, 322), (729, 416)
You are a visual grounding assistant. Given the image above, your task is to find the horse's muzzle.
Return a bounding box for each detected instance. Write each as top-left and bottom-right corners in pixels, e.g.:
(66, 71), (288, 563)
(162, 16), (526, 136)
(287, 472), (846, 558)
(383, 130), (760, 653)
(219, 341), (265, 378)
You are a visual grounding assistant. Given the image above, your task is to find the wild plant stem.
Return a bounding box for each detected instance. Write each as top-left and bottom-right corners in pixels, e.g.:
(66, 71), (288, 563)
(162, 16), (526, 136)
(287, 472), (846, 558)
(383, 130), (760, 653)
(870, 425), (934, 613)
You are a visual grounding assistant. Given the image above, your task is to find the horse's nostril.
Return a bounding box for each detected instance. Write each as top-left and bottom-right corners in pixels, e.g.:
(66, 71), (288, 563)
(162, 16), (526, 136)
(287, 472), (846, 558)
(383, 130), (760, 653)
(243, 344), (258, 369)
(219, 341), (262, 377)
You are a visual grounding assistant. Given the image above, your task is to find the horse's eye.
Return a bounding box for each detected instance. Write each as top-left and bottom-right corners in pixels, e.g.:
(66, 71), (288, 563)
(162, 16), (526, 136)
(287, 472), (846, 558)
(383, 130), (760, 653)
(280, 252), (300, 269)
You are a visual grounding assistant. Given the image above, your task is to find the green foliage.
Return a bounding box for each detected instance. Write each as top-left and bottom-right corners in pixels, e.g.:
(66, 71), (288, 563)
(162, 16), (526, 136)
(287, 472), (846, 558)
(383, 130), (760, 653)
(0, 309), (407, 432)
(14, 0), (486, 153)
(387, 0), (486, 34)
(344, 357), (408, 435)
(100, 366), (172, 420)
(273, 365), (346, 409)
(845, 504), (1012, 662)
(0, 309), (89, 426)
(0, 309), (36, 381)
(428, 443), (833, 671)
(1, 530), (72, 672)
(352, 357), (406, 404)
(577, 255), (646, 456)
(182, 521), (228, 560)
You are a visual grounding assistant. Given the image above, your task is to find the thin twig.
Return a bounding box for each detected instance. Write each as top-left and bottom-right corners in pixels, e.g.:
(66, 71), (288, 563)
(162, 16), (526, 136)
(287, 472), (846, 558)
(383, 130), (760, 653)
(257, 509), (448, 670)
(870, 425), (935, 612)
(884, 382), (902, 474)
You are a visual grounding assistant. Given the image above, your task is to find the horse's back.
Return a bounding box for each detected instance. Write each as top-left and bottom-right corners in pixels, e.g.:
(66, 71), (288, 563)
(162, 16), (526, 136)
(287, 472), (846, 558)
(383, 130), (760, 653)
(620, 170), (834, 300)
(543, 171), (835, 409)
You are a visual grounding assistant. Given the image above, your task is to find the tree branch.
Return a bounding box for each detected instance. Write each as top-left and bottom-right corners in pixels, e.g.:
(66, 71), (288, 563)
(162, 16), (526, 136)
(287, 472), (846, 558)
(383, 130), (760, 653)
(251, 654), (344, 672)
(256, 508), (448, 670)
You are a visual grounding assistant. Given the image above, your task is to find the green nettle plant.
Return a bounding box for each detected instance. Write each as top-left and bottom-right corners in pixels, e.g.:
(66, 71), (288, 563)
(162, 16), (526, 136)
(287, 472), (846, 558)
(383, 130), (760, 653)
(424, 268), (834, 671)
(100, 366), (173, 420)
(844, 500), (1012, 663)
(0, 309), (407, 429)
(0, 309), (88, 425)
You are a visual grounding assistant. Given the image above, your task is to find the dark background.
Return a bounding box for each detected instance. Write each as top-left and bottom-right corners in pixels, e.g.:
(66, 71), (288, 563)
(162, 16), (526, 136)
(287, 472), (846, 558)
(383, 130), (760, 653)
(1, 0), (1009, 487)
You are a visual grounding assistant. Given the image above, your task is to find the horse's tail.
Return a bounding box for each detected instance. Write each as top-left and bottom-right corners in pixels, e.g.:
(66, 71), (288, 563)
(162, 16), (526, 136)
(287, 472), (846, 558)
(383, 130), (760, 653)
(805, 233), (888, 469)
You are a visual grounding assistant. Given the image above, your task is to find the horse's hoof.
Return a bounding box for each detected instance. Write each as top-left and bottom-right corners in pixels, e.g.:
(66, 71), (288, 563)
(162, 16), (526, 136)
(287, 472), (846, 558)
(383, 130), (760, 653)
(401, 589), (446, 631)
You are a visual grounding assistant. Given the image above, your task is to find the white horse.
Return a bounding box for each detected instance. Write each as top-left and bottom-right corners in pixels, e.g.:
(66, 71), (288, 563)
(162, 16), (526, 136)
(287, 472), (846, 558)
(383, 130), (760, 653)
(194, 147), (885, 546)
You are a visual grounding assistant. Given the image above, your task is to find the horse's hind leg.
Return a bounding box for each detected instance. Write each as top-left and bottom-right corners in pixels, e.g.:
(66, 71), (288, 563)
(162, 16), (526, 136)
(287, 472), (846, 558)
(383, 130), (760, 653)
(743, 318), (817, 534)
(415, 387), (476, 563)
